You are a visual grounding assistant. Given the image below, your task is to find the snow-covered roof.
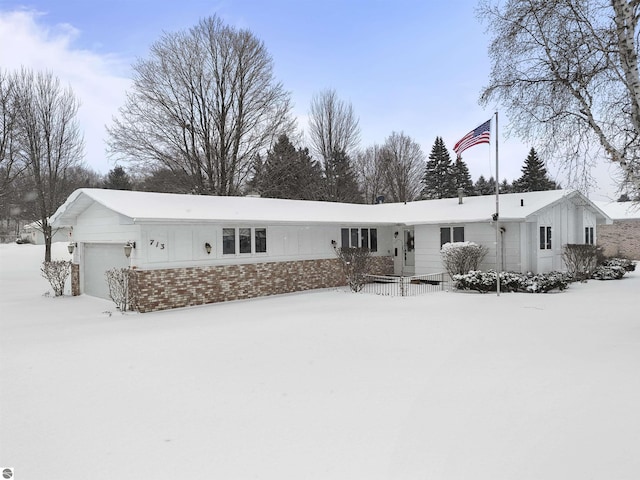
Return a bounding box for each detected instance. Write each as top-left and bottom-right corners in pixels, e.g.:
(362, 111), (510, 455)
(50, 188), (608, 227)
(595, 201), (640, 220)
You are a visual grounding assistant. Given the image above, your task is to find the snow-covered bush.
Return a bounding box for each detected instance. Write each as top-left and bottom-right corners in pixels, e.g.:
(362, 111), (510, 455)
(523, 271), (570, 293)
(562, 244), (599, 281)
(441, 242), (488, 279)
(589, 257), (635, 280)
(599, 257), (636, 272)
(335, 247), (372, 292)
(106, 268), (137, 312)
(40, 260), (71, 296)
(591, 264), (627, 280)
(452, 270), (569, 293)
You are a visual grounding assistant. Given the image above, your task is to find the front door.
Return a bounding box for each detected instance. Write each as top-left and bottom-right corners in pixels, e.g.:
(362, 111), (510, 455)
(403, 229), (415, 274)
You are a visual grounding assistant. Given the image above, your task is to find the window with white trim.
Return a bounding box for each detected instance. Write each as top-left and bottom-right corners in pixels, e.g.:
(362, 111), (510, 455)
(340, 227), (377, 252)
(223, 227), (268, 255)
(440, 226), (464, 247)
(585, 226), (594, 245)
(539, 226), (552, 250)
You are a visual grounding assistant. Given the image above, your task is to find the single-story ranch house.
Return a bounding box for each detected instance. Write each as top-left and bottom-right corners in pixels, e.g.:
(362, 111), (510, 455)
(50, 188), (611, 312)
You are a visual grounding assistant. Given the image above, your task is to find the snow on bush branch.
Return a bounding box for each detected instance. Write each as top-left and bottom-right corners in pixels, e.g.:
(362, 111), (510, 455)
(41, 260), (71, 297)
(440, 241), (488, 279)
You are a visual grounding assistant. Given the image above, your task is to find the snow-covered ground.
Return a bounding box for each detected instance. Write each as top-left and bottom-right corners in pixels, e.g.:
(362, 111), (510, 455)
(1, 242), (639, 479)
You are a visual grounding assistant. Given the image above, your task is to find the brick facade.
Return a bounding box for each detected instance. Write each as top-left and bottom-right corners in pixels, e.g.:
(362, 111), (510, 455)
(131, 256), (394, 313)
(71, 263), (80, 296)
(597, 220), (640, 260)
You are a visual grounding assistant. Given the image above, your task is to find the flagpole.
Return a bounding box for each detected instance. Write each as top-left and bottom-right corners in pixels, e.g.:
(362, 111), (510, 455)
(495, 111), (501, 296)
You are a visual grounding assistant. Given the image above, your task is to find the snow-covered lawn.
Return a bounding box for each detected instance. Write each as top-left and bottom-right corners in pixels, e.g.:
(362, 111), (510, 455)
(1, 243), (639, 479)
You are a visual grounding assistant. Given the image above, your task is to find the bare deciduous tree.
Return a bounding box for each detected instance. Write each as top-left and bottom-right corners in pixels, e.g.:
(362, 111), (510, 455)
(308, 88), (360, 164)
(479, 0), (640, 197)
(0, 70), (25, 213)
(108, 16), (294, 196)
(14, 69), (84, 261)
(381, 132), (425, 203)
(354, 145), (388, 204)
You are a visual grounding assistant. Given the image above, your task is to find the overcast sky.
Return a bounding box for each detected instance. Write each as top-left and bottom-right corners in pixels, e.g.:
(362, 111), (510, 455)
(0, 0), (623, 201)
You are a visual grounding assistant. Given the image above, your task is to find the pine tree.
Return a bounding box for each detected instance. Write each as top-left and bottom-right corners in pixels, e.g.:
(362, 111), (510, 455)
(323, 148), (363, 203)
(293, 147), (324, 200)
(451, 158), (475, 196)
(252, 135), (324, 200)
(103, 166), (133, 190)
(499, 178), (513, 194)
(260, 134), (299, 199)
(512, 148), (558, 192)
(422, 137), (456, 199)
(474, 175), (496, 196)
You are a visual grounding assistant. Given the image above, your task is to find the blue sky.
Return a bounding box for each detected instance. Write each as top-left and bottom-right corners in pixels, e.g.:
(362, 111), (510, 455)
(0, 0), (621, 200)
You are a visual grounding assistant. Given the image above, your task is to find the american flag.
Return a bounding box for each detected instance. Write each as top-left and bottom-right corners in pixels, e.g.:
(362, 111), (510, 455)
(453, 119), (491, 157)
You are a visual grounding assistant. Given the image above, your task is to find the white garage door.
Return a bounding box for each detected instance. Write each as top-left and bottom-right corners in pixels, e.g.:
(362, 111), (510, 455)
(84, 243), (130, 299)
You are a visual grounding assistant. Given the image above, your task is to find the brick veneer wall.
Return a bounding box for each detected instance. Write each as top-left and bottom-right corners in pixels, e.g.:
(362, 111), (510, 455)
(131, 256), (394, 313)
(71, 263), (80, 296)
(597, 220), (640, 260)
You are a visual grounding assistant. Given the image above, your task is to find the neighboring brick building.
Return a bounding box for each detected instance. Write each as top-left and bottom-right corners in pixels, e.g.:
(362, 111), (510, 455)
(596, 201), (640, 260)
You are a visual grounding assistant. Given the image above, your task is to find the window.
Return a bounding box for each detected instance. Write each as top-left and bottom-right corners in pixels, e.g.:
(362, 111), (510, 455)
(540, 226), (552, 250)
(585, 227), (594, 245)
(255, 228), (267, 253)
(223, 227), (267, 255)
(350, 228), (359, 248)
(223, 228), (235, 255)
(239, 228), (251, 254)
(440, 226), (465, 247)
(341, 228), (349, 248)
(361, 228), (369, 249)
(340, 227), (377, 252)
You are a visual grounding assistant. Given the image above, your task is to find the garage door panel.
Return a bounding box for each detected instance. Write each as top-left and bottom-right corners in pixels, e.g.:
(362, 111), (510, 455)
(84, 244), (130, 299)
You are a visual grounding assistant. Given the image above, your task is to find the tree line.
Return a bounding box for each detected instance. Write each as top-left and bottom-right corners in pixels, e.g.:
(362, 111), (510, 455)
(3, 1), (639, 257)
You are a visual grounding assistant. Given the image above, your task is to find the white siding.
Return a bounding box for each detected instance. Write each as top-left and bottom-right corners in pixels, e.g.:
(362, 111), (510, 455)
(72, 202), (139, 244)
(128, 223), (392, 270)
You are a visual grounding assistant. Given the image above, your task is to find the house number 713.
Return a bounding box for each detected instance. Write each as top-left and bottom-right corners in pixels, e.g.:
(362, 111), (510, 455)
(150, 239), (165, 249)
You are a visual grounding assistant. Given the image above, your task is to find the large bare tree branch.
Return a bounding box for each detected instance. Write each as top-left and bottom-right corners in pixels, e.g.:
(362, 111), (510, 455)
(108, 16), (294, 196)
(479, 0), (640, 196)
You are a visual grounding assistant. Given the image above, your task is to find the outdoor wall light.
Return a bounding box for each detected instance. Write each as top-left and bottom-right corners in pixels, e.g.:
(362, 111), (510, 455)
(394, 231), (399, 238)
(124, 241), (136, 258)
(331, 240), (337, 248)
(67, 242), (77, 254)
(205, 242), (212, 254)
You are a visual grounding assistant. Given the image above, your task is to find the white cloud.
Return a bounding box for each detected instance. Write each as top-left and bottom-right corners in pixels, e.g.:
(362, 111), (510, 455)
(0, 9), (131, 173)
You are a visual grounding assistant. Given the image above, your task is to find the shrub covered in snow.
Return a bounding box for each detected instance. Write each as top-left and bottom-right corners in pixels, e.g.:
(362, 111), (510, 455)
(590, 257), (635, 281)
(453, 270), (569, 293)
(41, 260), (71, 297)
(591, 264), (627, 280)
(440, 242), (488, 279)
(599, 257), (636, 272)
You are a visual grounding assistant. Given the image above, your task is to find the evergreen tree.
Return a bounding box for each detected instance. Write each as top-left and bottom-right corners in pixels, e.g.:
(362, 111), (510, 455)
(294, 147), (324, 200)
(512, 148), (558, 192)
(422, 137), (456, 199)
(259, 134), (299, 199)
(499, 178), (513, 194)
(474, 175), (496, 196)
(323, 148), (363, 203)
(103, 166), (133, 190)
(252, 135), (324, 200)
(451, 158), (475, 196)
